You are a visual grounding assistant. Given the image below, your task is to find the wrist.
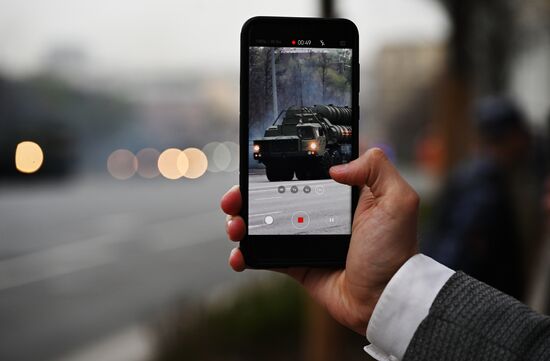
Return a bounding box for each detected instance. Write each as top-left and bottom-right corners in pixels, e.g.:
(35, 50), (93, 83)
(342, 282), (385, 335)
(366, 255), (455, 359)
(348, 252), (418, 334)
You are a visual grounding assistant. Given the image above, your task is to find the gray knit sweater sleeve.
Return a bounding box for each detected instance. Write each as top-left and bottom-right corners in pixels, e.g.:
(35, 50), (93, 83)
(403, 272), (550, 361)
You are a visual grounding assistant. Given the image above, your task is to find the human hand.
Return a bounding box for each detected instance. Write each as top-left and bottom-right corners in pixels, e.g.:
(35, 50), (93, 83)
(221, 148), (419, 334)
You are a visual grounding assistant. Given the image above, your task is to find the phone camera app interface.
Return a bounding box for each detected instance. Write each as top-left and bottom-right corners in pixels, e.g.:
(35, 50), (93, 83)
(248, 44), (352, 235)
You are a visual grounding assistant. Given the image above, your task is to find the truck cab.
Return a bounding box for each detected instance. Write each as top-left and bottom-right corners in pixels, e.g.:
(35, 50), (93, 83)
(253, 105), (351, 181)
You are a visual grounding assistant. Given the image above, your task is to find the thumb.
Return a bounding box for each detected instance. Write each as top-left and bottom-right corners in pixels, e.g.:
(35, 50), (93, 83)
(329, 147), (408, 198)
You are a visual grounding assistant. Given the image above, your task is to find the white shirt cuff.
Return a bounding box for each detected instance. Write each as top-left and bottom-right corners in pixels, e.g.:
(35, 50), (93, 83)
(364, 254), (455, 361)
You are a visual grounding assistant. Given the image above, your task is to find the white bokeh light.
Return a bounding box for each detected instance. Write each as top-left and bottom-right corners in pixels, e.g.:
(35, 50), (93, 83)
(223, 141), (239, 172)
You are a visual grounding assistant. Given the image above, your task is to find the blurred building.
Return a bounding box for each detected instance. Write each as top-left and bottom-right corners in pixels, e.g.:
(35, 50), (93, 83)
(371, 43), (445, 161)
(42, 46), (89, 85)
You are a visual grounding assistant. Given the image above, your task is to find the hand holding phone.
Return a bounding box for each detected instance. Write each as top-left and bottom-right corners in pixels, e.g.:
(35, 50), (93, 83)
(222, 148), (421, 334)
(240, 17), (360, 266)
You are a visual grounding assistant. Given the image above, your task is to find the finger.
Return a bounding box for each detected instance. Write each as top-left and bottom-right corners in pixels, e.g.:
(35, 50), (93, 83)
(330, 147), (410, 198)
(229, 248), (246, 272)
(226, 216), (246, 241)
(220, 185), (242, 216)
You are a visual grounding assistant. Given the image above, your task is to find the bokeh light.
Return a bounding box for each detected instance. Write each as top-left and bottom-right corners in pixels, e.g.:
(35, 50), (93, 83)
(181, 148), (208, 179)
(203, 142), (231, 172)
(158, 148), (183, 180)
(107, 149), (137, 180)
(136, 148), (160, 179)
(223, 141), (239, 172)
(202, 142), (220, 172)
(176, 150), (189, 176)
(213, 143), (231, 171)
(15, 141), (44, 174)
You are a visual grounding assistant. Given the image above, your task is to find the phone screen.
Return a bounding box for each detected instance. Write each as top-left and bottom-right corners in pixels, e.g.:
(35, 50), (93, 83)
(248, 42), (353, 235)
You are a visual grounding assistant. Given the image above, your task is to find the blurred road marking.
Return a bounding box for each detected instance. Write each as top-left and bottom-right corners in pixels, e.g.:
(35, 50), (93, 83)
(0, 210), (222, 291)
(249, 211), (282, 217)
(248, 188), (276, 193)
(253, 196), (282, 201)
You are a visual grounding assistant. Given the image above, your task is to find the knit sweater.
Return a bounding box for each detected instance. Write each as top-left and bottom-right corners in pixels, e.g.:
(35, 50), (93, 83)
(404, 272), (550, 360)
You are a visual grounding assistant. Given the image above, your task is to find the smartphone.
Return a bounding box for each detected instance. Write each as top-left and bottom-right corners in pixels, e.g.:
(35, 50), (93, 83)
(239, 16), (359, 267)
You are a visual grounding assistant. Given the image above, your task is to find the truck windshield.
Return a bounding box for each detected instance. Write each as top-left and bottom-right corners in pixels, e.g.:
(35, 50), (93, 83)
(298, 127), (315, 139)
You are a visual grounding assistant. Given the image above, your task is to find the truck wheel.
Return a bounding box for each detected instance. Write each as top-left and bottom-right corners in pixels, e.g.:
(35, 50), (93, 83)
(266, 164), (281, 181)
(280, 166), (294, 181)
(266, 163), (294, 182)
(296, 165), (320, 180)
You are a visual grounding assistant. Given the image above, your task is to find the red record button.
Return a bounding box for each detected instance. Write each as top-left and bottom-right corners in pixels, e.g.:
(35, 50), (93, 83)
(292, 211), (309, 229)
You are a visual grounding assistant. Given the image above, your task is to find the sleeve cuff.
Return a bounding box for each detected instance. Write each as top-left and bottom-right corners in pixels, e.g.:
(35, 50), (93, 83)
(365, 254), (455, 360)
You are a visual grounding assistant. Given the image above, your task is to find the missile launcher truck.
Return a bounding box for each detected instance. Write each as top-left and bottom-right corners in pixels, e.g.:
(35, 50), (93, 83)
(252, 105), (352, 181)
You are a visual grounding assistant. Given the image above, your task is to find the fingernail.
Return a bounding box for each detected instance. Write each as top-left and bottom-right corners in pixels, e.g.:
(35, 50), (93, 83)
(223, 185), (238, 197)
(230, 247), (239, 259)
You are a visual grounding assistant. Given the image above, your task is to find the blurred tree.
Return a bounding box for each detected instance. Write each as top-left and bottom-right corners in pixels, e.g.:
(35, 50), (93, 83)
(249, 48), (352, 139)
(430, 0), (519, 171)
(440, 0), (515, 93)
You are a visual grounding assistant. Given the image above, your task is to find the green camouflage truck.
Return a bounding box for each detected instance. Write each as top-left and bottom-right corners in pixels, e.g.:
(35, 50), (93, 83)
(252, 105), (352, 181)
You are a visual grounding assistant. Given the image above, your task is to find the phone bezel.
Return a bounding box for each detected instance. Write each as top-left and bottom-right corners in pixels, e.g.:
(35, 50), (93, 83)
(239, 16), (359, 268)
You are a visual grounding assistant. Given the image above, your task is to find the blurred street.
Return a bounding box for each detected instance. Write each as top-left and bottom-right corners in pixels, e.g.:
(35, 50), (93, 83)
(1, 0), (549, 360)
(0, 173), (243, 361)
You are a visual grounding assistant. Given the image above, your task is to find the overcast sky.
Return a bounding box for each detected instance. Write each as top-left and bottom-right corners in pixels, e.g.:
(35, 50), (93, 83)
(0, 0), (449, 76)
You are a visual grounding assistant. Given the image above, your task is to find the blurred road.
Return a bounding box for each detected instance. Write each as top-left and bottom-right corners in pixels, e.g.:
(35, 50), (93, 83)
(0, 173), (250, 361)
(248, 171), (351, 235)
(0, 167), (438, 361)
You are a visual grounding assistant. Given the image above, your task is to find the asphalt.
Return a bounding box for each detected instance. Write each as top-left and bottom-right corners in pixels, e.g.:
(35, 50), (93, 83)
(0, 172), (262, 361)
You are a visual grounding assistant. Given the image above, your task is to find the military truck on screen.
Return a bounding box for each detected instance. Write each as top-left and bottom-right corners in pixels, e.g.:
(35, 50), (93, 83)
(252, 105), (352, 181)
